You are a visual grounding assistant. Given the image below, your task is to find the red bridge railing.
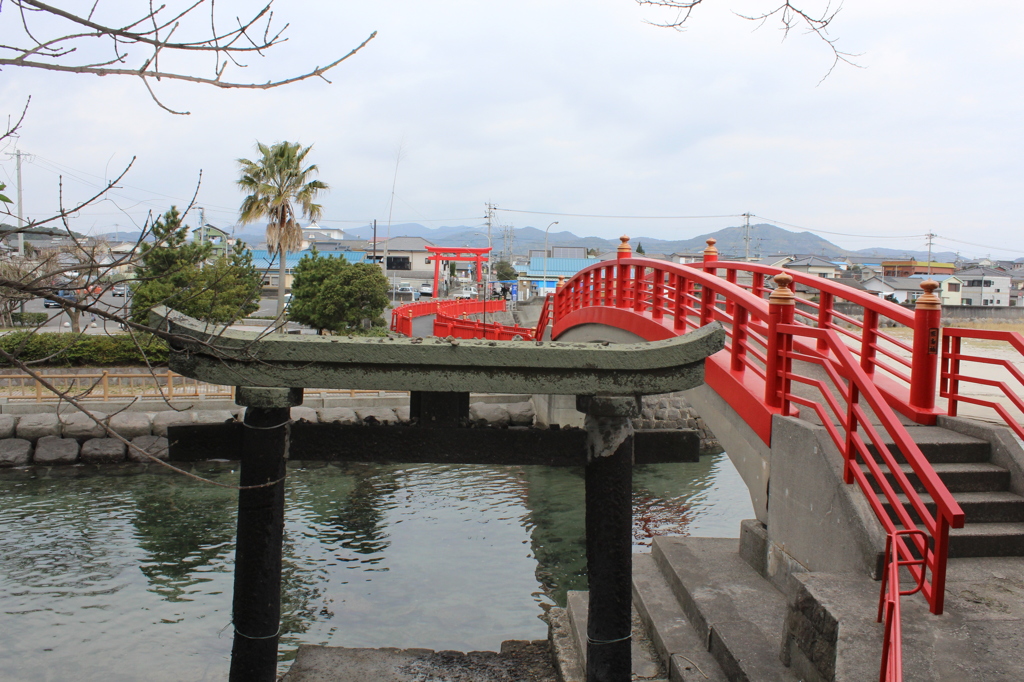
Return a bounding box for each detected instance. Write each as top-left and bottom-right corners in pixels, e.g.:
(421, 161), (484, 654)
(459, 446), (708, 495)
(391, 298), (506, 336)
(941, 328), (1024, 441)
(433, 313), (535, 340)
(544, 238), (963, 622)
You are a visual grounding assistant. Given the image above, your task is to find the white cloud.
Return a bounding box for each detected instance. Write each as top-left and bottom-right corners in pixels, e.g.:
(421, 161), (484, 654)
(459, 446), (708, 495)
(1, 0), (1022, 257)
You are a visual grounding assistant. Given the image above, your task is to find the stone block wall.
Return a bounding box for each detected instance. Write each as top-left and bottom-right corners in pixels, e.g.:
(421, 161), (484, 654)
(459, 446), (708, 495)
(632, 392), (721, 454)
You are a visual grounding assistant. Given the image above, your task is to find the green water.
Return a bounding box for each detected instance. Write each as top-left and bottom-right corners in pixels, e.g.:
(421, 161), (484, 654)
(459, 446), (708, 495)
(0, 454), (753, 681)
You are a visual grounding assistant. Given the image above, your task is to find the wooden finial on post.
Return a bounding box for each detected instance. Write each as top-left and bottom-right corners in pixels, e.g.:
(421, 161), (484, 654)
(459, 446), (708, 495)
(617, 235), (631, 260)
(557, 275), (566, 290)
(915, 279), (942, 311)
(769, 273), (796, 305)
(910, 279), (942, 413)
(703, 238), (719, 263)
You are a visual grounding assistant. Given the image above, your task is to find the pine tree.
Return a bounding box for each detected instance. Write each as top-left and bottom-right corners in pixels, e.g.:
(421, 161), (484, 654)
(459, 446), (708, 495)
(288, 248), (389, 333)
(131, 207), (260, 325)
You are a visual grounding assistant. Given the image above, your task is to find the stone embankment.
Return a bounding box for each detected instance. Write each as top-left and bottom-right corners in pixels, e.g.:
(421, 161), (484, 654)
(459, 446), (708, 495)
(0, 401), (538, 468)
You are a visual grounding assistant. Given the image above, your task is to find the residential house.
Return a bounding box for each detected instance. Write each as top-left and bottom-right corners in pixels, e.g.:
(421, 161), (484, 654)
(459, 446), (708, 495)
(191, 224), (231, 258)
(909, 274), (963, 306)
(860, 275), (926, 304)
(881, 260), (956, 277)
(785, 256), (843, 279)
(956, 267), (1014, 306)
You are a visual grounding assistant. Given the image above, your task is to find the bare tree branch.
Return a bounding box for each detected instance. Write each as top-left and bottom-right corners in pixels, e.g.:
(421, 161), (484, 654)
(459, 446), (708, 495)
(1, 1), (377, 113)
(636, 0), (861, 79)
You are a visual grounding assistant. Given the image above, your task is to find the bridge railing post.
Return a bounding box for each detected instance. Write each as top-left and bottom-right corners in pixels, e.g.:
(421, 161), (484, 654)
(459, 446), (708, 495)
(700, 239), (718, 327)
(817, 291), (834, 353)
(910, 280), (942, 414)
(615, 236), (630, 309)
(765, 274), (796, 411)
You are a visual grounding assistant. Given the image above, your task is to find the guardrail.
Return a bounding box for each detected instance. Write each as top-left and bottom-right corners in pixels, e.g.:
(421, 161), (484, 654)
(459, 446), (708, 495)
(941, 328), (1024, 440)
(433, 313), (535, 340)
(390, 298), (506, 336)
(690, 245), (942, 426)
(546, 239), (963, 681)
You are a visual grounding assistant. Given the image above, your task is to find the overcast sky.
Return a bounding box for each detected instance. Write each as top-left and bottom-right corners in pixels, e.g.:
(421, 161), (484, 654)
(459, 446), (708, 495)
(2, 1), (1022, 258)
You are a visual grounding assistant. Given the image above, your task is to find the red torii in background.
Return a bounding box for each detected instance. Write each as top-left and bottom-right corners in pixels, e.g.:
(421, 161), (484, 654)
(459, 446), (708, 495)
(425, 246), (492, 296)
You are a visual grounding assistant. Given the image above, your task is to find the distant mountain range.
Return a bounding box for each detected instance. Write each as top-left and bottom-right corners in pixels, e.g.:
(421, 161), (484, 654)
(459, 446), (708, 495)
(338, 222), (964, 263)
(97, 221), (1012, 264)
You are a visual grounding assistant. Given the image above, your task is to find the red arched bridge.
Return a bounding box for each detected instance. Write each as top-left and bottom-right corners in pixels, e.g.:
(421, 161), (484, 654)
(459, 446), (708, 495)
(391, 236), (1024, 680)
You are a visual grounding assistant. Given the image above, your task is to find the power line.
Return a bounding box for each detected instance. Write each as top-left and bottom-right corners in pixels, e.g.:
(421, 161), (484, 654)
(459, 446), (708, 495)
(750, 214), (927, 240)
(933, 234), (1024, 256)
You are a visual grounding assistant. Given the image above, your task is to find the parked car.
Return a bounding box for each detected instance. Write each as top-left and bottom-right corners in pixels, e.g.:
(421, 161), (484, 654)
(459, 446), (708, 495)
(43, 290), (78, 308)
(396, 286), (420, 301)
(419, 283), (433, 297)
(453, 288), (476, 300)
(112, 284), (128, 297)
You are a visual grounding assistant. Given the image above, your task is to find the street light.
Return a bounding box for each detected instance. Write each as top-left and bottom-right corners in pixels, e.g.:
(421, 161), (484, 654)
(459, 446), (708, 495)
(542, 221), (559, 301)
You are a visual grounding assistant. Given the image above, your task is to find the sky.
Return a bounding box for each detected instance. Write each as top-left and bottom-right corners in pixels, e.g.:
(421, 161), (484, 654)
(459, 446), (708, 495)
(1, 1), (1023, 259)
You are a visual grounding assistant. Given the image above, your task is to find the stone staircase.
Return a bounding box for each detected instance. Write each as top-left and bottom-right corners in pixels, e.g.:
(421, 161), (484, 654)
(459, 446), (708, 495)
(867, 424), (1024, 558)
(551, 419), (1024, 681)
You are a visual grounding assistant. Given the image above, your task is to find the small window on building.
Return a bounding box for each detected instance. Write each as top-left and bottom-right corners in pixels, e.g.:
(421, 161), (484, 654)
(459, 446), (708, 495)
(947, 283), (960, 292)
(962, 299), (972, 305)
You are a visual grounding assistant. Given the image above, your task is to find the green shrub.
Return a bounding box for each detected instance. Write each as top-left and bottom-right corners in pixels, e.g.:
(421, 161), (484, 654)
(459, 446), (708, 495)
(10, 313), (48, 327)
(0, 332), (169, 367)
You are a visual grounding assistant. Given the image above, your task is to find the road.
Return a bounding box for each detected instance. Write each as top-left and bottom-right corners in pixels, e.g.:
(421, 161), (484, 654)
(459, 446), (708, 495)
(19, 292), (285, 334)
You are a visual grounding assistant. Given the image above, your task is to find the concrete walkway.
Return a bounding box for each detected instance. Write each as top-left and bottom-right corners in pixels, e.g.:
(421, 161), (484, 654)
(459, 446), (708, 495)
(282, 640), (558, 682)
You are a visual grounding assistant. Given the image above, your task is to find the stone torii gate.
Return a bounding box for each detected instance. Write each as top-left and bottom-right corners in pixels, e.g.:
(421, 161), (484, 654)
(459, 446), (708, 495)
(153, 307), (724, 682)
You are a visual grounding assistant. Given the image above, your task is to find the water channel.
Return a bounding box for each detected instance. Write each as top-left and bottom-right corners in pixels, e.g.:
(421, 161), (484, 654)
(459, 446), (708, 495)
(0, 453), (753, 681)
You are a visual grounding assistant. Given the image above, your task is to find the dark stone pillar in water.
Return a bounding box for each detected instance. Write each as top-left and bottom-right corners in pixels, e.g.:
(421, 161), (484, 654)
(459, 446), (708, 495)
(409, 391), (469, 427)
(229, 387), (302, 682)
(578, 395), (638, 682)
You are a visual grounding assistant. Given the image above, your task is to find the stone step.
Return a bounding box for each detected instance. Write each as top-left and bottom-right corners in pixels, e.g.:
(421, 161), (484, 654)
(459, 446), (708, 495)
(879, 491), (1024, 525)
(867, 426), (991, 464)
(864, 461), (1011, 494)
(651, 537), (799, 682)
(948, 522), (1024, 558)
(632, 553), (729, 682)
(564, 590), (668, 681)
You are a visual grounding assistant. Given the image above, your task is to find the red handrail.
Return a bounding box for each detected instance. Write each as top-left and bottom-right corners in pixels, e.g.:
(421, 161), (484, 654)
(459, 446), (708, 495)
(691, 260), (943, 424)
(878, 529), (928, 682)
(433, 313), (535, 341)
(390, 298), (506, 336)
(941, 328), (1024, 440)
(547, 248), (963, 621)
(535, 293), (554, 341)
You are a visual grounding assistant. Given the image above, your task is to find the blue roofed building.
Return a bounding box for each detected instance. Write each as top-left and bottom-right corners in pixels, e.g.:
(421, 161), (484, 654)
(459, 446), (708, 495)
(523, 256), (598, 298)
(249, 249), (367, 291)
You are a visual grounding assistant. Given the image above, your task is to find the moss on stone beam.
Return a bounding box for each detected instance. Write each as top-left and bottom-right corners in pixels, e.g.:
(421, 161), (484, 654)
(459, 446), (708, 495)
(149, 306), (724, 396)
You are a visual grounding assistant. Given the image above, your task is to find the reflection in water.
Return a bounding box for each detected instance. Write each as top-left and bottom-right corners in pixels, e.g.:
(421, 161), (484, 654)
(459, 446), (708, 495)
(0, 453), (752, 681)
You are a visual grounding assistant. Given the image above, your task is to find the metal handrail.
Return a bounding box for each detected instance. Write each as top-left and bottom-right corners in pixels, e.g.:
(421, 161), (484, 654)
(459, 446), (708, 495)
(548, 245), (961, 620)
(941, 328), (1024, 440)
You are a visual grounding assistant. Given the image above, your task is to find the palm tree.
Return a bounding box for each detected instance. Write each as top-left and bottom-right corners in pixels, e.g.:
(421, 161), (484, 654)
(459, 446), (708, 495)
(237, 141), (328, 317)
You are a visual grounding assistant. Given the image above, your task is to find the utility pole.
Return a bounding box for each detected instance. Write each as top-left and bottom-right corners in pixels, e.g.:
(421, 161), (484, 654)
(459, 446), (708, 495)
(926, 232), (935, 276)
(742, 212), (752, 261)
(372, 219), (378, 266)
(485, 202), (496, 298)
(14, 148), (25, 254)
